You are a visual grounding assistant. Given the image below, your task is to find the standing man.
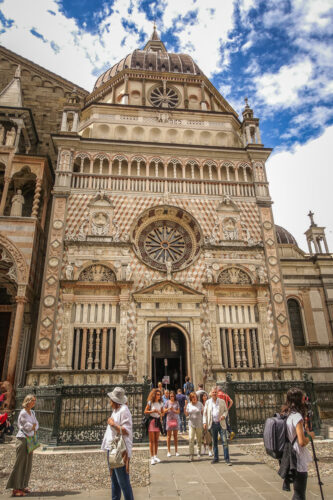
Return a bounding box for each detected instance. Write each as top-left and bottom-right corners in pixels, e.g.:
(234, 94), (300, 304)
(183, 376), (194, 398)
(176, 388), (187, 434)
(203, 387), (231, 465)
(217, 386), (235, 440)
(196, 383), (207, 402)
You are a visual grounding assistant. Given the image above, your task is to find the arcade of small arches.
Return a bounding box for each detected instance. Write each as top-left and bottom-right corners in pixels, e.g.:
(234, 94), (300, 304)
(72, 153), (259, 183)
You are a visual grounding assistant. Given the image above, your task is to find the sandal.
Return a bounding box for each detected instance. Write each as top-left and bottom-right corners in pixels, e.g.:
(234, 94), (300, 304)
(12, 491), (27, 497)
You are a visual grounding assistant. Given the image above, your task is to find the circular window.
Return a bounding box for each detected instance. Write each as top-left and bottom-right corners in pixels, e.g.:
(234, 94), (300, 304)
(131, 205), (202, 272)
(149, 86), (179, 108)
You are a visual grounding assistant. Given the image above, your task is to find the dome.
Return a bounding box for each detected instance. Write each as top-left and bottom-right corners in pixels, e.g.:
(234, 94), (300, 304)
(275, 225), (298, 246)
(94, 27), (202, 91)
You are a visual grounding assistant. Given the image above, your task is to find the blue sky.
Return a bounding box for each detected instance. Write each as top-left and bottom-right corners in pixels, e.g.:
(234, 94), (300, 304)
(0, 0), (332, 250)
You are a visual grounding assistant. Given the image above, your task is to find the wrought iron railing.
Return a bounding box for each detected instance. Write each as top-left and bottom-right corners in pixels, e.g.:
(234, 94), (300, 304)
(15, 379), (152, 446)
(217, 375), (321, 438)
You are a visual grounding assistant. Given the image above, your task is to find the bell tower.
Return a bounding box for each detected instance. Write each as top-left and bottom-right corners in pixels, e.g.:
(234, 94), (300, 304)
(305, 211), (330, 254)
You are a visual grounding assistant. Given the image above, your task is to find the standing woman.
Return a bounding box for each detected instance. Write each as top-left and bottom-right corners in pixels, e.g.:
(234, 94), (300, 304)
(282, 387), (314, 500)
(101, 387), (134, 500)
(201, 392), (213, 457)
(144, 388), (163, 465)
(7, 394), (39, 497)
(164, 391), (180, 457)
(185, 392), (203, 461)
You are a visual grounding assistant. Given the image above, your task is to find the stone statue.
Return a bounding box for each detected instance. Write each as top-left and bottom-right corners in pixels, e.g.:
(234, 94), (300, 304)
(223, 218), (238, 240)
(256, 265), (266, 284)
(125, 263), (132, 281)
(0, 381), (15, 410)
(0, 125), (5, 145)
(206, 265), (213, 283)
(166, 260), (172, 280)
(5, 127), (16, 147)
(65, 263), (74, 280)
(10, 189), (24, 216)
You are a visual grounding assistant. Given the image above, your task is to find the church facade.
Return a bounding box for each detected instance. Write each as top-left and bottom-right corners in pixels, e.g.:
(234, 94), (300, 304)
(0, 29), (332, 391)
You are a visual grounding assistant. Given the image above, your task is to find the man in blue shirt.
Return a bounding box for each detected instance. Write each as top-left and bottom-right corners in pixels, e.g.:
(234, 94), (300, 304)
(176, 388), (187, 433)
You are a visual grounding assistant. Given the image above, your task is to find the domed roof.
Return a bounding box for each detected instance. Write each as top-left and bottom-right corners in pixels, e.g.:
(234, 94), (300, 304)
(94, 27), (202, 91)
(275, 225), (298, 246)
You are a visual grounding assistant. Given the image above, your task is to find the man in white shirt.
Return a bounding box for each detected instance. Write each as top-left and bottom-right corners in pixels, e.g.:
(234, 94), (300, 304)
(203, 387), (231, 465)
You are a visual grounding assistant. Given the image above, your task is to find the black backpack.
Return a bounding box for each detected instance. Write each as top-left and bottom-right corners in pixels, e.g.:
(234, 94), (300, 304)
(263, 413), (287, 459)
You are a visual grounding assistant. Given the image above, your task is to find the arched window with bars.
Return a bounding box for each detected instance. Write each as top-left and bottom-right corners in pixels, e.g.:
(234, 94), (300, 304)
(287, 298), (305, 346)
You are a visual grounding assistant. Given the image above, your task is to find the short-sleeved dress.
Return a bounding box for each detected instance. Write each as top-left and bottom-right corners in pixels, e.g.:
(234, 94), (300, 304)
(165, 400), (179, 431)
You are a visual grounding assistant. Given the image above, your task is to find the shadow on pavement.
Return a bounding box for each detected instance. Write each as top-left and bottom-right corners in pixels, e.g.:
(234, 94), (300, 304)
(28, 491), (81, 497)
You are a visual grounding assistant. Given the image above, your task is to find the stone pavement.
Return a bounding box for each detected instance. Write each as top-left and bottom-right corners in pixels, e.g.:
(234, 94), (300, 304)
(2, 444), (332, 499)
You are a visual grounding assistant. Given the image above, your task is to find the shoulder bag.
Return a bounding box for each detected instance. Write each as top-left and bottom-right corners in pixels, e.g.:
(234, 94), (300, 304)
(26, 432), (40, 453)
(107, 433), (127, 468)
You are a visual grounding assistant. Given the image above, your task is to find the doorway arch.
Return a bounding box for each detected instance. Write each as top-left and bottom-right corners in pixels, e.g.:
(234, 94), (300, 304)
(151, 324), (189, 390)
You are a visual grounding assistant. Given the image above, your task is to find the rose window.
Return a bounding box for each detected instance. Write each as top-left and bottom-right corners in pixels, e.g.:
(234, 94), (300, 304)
(131, 206), (203, 272)
(144, 222), (186, 264)
(149, 86), (179, 108)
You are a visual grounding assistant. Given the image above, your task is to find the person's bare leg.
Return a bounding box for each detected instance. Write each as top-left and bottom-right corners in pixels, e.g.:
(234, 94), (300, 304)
(167, 430), (171, 453)
(154, 431), (160, 456)
(149, 432), (154, 457)
(174, 430), (178, 453)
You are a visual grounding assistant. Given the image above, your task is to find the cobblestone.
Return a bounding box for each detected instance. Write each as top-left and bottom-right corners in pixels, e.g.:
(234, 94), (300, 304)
(0, 443), (149, 494)
(239, 439), (333, 477)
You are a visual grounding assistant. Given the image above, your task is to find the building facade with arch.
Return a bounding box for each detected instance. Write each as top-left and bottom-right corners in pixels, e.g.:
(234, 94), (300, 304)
(0, 30), (332, 391)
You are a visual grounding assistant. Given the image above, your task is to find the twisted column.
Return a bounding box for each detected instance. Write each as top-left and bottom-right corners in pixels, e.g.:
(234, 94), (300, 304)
(31, 178), (42, 217)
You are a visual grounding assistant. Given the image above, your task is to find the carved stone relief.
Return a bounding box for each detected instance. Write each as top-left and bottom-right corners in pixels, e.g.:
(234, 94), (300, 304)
(217, 267), (251, 285)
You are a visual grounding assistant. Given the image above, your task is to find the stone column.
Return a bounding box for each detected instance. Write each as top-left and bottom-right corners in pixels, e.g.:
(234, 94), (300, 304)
(61, 112), (67, 132)
(31, 178), (42, 217)
(6, 295), (27, 384)
(0, 176), (11, 215)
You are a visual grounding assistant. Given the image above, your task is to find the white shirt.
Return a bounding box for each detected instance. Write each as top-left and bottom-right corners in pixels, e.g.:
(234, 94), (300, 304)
(212, 399), (220, 423)
(286, 412), (312, 472)
(187, 402), (203, 428)
(149, 401), (163, 418)
(16, 409), (39, 438)
(101, 404), (133, 458)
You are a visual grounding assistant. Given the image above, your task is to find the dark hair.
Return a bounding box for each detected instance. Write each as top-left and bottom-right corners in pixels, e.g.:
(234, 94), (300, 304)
(282, 387), (305, 418)
(185, 376), (190, 382)
(147, 388), (162, 404)
(198, 383), (203, 389)
(169, 391), (176, 399)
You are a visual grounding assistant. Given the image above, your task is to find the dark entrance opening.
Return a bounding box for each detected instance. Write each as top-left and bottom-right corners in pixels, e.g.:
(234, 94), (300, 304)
(152, 326), (187, 391)
(0, 311), (11, 378)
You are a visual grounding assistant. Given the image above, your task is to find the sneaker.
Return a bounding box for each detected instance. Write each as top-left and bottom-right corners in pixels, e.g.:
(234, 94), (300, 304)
(230, 431), (235, 441)
(151, 457), (156, 465)
(167, 452), (171, 457)
(226, 461), (232, 466)
(175, 452), (180, 457)
(197, 454), (201, 459)
(154, 456), (161, 463)
(189, 455), (193, 462)
(211, 459), (219, 464)
(208, 450), (213, 457)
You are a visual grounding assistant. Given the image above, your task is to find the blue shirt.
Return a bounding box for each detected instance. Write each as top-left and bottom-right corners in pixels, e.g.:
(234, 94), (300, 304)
(176, 393), (187, 411)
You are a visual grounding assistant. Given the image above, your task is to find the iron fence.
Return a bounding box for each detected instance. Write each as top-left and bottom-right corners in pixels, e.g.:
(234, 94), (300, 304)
(15, 379), (152, 445)
(217, 375), (321, 438)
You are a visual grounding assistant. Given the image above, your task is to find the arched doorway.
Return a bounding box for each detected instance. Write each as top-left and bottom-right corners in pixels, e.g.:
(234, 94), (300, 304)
(151, 326), (187, 390)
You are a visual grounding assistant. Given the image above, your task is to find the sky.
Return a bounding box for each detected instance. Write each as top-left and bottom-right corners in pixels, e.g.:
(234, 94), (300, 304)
(0, 0), (332, 251)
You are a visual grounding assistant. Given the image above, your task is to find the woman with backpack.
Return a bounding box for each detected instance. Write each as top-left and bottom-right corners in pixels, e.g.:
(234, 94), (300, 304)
(283, 387), (315, 500)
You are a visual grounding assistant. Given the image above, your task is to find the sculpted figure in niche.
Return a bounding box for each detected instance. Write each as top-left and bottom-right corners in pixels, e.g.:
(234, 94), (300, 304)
(206, 265), (213, 283)
(223, 218), (238, 240)
(0, 125), (5, 145)
(10, 189), (24, 216)
(125, 263), (132, 281)
(65, 263), (74, 280)
(256, 265), (266, 284)
(5, 127), (16, 147)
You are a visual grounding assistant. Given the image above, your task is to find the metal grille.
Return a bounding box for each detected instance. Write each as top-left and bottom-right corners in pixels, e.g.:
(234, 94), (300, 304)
(220, 327), (261, 368)
(72, 327), (116, 370)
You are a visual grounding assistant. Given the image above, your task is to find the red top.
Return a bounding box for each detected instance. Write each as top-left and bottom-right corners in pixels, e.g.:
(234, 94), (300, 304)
(0, 394), (5, 402)
(217, 390), (231, 405)
(0, 412), (8, 425)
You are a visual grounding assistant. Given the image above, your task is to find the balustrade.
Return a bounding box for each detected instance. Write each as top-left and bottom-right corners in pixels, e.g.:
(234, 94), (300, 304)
(220, 327), (261, 369)
(70, 172), (256, 197)
(72, 326), (116, 371)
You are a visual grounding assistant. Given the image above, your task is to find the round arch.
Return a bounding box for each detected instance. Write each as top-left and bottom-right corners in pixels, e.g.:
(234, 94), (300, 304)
(149, 321), (192, 389)
(0, 234), (28, 285)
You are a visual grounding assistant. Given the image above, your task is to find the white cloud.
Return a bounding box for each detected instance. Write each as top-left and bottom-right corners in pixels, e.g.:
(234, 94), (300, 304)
(254, 59), (313, 108)
(268, 125), (333, 251)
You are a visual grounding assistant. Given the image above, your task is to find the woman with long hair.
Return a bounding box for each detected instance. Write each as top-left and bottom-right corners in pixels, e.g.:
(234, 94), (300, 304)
(6, 394), (38, 497)
(201, 392), (213, 456)
(144, 388), (163, 465)
(282, 387), (315, 500)
(185, 392), (203, 461)
(164, 390), (180, 457)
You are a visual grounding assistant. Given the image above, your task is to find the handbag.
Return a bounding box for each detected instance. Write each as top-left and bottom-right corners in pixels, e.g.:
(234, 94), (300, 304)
(26, 432), (40, 453)
(107, 433), (127, 468)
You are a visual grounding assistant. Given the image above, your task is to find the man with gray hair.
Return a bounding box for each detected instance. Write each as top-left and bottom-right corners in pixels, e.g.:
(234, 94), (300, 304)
(203, 387), (231, 465)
